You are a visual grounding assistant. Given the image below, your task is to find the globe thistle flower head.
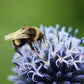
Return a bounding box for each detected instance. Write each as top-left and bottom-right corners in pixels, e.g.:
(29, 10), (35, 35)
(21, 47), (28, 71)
(8, 25), (84, 84)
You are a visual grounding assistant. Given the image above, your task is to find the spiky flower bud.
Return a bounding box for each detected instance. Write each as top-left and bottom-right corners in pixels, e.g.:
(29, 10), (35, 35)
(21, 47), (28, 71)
(8, 25), (84, 84)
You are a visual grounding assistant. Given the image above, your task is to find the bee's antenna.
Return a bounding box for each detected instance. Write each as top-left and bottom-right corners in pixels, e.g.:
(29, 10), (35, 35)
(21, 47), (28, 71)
(15, 49), (23, 56)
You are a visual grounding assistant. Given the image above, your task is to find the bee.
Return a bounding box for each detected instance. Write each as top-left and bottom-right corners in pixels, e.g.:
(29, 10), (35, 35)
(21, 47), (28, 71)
(4, 27), (46, 56)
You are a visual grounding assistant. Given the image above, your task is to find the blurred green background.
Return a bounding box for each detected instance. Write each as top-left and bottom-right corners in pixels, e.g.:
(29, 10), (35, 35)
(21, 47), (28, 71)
(0, 0), (84, 84)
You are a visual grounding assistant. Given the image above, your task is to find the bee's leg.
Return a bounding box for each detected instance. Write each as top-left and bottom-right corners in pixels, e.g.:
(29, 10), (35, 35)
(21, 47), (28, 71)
(30, 44), (39, 53)
(12, 40), (23, 56)
(37, 32), (46, 43)
(28, 42), (35, 51)
(28, 41), (39, 53)
(34, 46), (40, 53)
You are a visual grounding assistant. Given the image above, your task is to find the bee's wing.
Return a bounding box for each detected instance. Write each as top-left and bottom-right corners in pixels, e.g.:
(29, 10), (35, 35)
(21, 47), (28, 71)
(4, 28), (29, 40)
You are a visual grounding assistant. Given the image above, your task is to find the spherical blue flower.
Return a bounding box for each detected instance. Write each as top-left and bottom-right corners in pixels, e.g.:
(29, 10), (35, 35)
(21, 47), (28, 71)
(8, 25), (84, 84)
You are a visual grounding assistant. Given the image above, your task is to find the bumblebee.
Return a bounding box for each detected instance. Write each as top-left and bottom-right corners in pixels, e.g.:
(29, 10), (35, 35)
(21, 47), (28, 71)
(4, 27), (46, 55)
